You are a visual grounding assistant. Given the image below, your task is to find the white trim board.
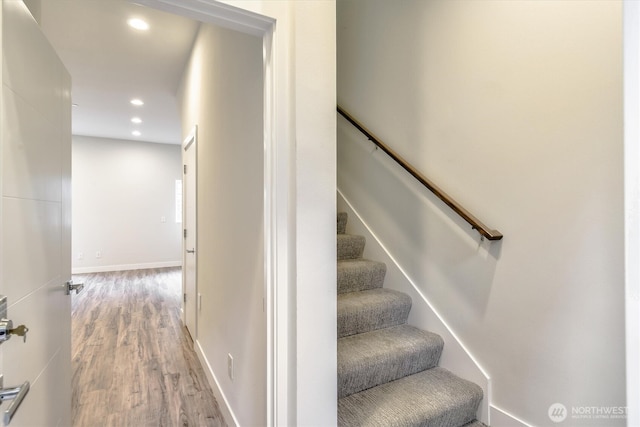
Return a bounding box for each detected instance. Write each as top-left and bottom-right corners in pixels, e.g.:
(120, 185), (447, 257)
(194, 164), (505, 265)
(72, 260), (181, 274)
(624, 2), (640, 425)
(489, 405), (532, 427)
(195, 340), (239, 427)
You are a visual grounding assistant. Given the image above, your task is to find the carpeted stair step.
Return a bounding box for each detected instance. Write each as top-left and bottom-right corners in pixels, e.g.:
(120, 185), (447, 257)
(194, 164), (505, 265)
(338, 324), (444, 398)
(338, 259), (386, 294)
(338, 367), (483, 427)
(338, 288), (412, 338)
(338, 212), (348, 234)
(338, 234), (366, 260)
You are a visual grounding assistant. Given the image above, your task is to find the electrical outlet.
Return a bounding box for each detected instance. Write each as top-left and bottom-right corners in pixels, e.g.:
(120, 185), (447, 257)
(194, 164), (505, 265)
(160, 216), (166, 223)
(228, 354), (234, 381)
(78, 252), (84, 260)
(96, 251), (102, 259)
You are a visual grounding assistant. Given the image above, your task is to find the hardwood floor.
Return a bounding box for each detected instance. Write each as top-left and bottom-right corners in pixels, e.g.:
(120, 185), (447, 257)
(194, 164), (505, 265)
(71, 267), (227, 427)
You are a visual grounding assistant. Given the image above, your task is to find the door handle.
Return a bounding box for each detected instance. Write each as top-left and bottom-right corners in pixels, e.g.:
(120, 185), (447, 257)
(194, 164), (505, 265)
(0, 375), (29, 425)
(186, 249), (195, 254)
(65, 280), (84, 295)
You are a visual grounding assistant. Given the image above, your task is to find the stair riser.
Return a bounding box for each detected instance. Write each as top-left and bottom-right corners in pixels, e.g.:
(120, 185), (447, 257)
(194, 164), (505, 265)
(337, 234), (366, 260)
(338, 260), (386, 294)
(338, 299), (411, 338)
(338, 341), (442, 398)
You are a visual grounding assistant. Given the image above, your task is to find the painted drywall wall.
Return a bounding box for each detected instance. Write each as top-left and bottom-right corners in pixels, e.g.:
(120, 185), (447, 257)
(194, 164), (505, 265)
(337, 1), (624, 426)
(178, 23), (266, 426)
(72, 135), (182, 273)
(177, 1), (337, 425)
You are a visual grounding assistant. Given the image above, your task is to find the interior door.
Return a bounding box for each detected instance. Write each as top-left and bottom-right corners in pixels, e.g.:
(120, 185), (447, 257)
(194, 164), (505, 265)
(183, 127), (197, 339)
(0, 2), (72, 425)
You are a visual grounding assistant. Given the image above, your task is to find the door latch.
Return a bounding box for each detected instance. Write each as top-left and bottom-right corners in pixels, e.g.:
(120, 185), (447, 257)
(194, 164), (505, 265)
(66, 280), (84, 295)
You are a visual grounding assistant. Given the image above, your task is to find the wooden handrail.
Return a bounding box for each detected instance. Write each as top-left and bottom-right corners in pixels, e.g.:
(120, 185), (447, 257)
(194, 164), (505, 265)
(338, 106), (503, 241)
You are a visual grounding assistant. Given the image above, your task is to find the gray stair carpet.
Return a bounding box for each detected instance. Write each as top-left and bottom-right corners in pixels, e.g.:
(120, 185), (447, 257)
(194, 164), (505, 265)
(336, 212), (486, 427)
(338, 234), (366, 260)
(338, 289), (412, 338)
(338, 259), (386, 293)
(338, 368), (483, 427)
(338, 324), (444, 398)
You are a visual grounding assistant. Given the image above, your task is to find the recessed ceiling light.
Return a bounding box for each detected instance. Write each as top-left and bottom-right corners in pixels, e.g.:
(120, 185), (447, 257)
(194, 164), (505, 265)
(128, 18), (149, 31)
(130, 98), (144, 106)
(132, 130), (141, 137)
(131, 117), (142, 124)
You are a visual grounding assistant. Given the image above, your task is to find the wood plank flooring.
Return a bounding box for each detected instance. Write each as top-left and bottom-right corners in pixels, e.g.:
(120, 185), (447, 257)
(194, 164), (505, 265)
(71, 267), (227, 427)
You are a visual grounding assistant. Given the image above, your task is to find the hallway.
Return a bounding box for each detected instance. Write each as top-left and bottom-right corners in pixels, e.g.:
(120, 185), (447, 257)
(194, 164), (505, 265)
(71, 268), (226, 426)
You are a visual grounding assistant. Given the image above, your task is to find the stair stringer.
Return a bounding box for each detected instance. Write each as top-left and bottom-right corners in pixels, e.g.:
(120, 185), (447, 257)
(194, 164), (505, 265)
(338, 189), (491, 425)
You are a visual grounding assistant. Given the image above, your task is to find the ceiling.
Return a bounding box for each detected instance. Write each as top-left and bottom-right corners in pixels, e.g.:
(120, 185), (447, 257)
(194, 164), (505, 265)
(39, 0), (200, 145)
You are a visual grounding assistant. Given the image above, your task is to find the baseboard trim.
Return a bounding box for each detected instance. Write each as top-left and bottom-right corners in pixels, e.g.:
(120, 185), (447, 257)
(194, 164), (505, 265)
(72, 261), (182, 274)
(195, 340), (239, 427)
(490, 405), (533, 427)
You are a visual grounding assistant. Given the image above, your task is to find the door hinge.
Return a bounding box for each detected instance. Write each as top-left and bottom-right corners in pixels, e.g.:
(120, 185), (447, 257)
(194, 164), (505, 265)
(184, 164), (187, 174)
(183, 293), (187, 303)
(183, 229), (187, 239)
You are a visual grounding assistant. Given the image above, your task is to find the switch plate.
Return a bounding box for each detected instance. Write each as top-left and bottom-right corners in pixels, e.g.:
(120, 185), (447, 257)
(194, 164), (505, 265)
(198, 293), (202, 311)
(161, 216), (166, 223)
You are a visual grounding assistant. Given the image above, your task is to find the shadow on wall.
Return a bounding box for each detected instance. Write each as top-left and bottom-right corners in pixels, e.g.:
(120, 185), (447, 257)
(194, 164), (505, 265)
(337, 114), (501, 319)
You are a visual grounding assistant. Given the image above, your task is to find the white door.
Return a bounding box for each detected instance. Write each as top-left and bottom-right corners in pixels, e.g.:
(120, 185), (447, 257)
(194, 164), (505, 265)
(183, 127), (197, 339)
(0, 2), (72, 426)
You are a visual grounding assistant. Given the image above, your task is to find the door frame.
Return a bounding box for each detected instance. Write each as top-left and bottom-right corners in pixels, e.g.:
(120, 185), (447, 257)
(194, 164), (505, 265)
(182, 125), (197, 339)
(624, 2), (640, 425)
(133, 1), (287, 425)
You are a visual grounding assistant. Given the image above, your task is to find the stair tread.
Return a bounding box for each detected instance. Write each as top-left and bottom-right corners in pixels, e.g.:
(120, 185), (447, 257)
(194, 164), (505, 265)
(338, 234), (366, 260)
(338, 325), (444, 398)
(338, 258), (386, 293)
(338, 367), (483, 427)
(338, 289), (412, 337)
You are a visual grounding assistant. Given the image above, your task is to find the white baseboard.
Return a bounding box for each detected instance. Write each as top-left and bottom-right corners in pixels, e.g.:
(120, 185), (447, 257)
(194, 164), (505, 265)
(195, 340), (239, 427)
(71, 260), (182, 274)
(490, 405), (533, 427)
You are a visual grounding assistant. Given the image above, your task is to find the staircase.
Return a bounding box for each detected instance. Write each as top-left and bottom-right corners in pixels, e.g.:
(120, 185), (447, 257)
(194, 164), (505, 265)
(337, 212), (486, 427)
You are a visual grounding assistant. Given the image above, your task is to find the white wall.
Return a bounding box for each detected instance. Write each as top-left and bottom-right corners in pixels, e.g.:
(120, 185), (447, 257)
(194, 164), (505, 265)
(178, 23), (266, 426)
(337, 1), (625, 426)
(168, 1), (338, 425)
(72, 135), (182, 273)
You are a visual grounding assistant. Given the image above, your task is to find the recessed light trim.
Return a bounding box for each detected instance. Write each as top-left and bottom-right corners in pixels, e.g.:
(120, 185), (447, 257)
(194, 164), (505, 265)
(130, 98), (144, 106)
(128, 18), (149, 31)
(132, 130), (141, 137)
(131, 117), (142, 124)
